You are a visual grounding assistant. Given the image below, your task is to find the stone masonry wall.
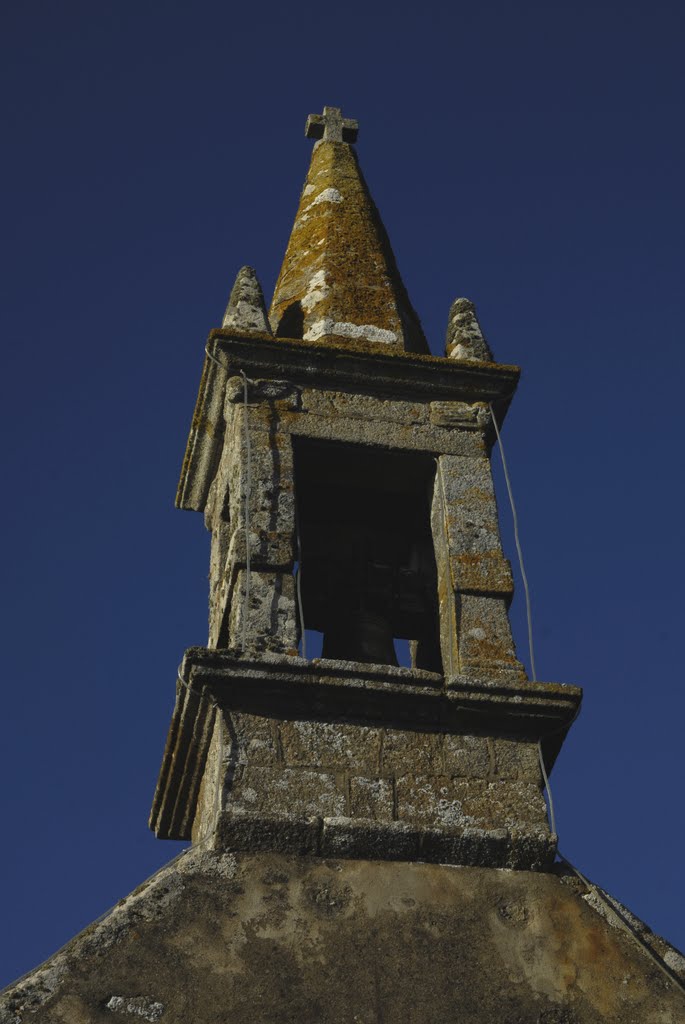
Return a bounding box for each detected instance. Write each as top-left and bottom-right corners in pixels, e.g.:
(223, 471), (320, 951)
(191, 710), (546, 847)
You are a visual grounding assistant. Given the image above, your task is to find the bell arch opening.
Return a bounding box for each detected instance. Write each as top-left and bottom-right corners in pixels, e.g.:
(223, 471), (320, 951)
(293, 437), (442, 672)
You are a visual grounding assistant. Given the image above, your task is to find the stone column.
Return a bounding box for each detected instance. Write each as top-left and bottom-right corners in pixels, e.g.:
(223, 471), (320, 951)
(206, 378), (299, 654)
(433, 445), (525, 682)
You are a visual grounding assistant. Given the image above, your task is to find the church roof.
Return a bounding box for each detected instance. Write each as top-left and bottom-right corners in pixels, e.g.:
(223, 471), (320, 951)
(269, 106), (429, 354)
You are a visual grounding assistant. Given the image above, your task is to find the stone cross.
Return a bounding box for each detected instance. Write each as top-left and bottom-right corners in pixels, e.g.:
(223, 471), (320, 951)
(305, 106), (359, 143)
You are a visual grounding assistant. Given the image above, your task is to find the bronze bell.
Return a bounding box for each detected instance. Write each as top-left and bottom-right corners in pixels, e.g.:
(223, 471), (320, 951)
(322, 610), (398, 667)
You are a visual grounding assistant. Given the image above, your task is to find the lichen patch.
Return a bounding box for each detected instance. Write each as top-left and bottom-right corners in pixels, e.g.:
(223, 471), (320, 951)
(305, 318), (398, 344)
(105, 996), (164, 1021)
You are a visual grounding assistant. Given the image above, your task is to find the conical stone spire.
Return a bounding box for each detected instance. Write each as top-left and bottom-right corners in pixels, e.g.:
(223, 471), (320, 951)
(269, 107), (429, 354)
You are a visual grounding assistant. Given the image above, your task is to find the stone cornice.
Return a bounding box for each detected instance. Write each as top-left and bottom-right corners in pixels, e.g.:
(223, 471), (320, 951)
(208, 330), (520, 404)
(176, 330), (520, 512)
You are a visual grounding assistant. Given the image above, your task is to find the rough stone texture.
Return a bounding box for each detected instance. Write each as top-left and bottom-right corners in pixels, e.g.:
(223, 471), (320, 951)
(434, 453), (525, 681)
(222, 266), (271, 333)
(349, 776), (394, 820)
(269, 137), (429, 353)
(185, 701), (550, 861)
(280, 720), (382, 771)
(2, 849), (683, 1023)
(151, 650), (579, 866)
(495, 737), (542, 782)
(229, 766), (347, 818)
(225, 569), (298, 654)
(445, 297), (494, 362)
(205, 397), (297, 650)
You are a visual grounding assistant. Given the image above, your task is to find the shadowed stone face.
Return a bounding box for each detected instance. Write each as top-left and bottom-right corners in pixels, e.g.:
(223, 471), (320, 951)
(2, 850), (684, 1023)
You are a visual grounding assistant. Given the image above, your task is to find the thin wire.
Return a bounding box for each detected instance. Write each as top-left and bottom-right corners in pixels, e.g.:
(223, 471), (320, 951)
(204, 341), (226, 372)
(488, 403), (548, 831)
(487, 406), (685, 996)
(488, 402), (537, 683)
(557, 851), (685, 997)
(240, 370), (251, 653)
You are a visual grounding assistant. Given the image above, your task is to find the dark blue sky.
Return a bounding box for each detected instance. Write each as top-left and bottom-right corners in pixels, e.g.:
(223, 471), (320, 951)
(2, 0), (684, 986)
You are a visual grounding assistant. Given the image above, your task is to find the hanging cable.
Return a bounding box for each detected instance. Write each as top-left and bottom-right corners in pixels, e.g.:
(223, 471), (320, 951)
(488, 401), (537, 682)
(489, 402), (547, 830)
(487, 402), (685, 996)
(557, 850), (685, 996)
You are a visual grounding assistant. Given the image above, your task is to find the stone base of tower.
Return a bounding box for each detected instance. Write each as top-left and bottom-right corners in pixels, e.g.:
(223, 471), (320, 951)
(149, 649), (581, 872)
(3, 848), (684, 1023)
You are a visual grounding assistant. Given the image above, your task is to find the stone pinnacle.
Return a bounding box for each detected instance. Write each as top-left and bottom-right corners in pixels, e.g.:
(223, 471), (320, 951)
(222, 266), (271, 333)
(445, 298), (493, 362)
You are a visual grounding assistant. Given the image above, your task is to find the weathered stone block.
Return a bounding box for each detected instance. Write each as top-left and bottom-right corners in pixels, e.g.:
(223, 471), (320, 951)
(475, 780), (548, 828)
(456, 593), (524, 677)
(420, 825), (509, 867)
(349, 776), (394, 821)
(226, 525), (294, 569)
(225, 376), (300, 410)
(213, 810), (320, 855)
(321, 817), (420, 861)
(429, 401), (486, 428)
(283, 409), (485, 457)
(443, 733), (491, 778)
(381, 728), (444, 774)
(505, 827), (557, 870)
(228, 570), (299, 653)
(396, 775), (548, 833)
(450, 551), (514, 596)
(494, 738), (541, 783)
(395, 775), (472, 829)
(226, 712), (279, 766)
(279, 720), (382, 772)
(228, 766), (346, 819)
(300, 389), (429, 426)
(438, 454), (502, 556)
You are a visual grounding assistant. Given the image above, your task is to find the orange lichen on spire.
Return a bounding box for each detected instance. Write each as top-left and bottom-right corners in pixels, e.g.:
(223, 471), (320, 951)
(270, 112), (429, 354)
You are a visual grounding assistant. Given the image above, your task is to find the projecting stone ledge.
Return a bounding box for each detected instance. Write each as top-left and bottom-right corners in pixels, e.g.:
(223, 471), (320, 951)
(150, 650), (581, 871)
(211, 810), (556, 872)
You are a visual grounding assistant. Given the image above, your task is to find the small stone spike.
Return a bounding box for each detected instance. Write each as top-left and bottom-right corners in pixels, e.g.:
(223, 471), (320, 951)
(445, 298), (493, 362)
(222, 266), (271, 333)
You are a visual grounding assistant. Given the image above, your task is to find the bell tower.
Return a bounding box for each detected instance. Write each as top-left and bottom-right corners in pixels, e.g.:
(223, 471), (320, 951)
(5, 106), (683, 1024)
(150, 107), (581, 870)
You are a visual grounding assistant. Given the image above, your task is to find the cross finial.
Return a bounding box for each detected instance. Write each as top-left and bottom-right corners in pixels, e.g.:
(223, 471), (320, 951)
(305, 106), (359, 144)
